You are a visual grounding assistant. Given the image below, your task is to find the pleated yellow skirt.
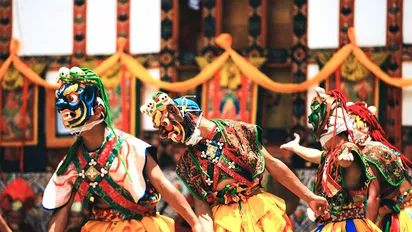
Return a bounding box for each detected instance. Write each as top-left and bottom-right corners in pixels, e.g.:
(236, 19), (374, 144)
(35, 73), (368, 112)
(313, 218), (381, 232)
(81, 213), (174, 232)
(211, 191), (292, 232)
(376, 207), (412, 232)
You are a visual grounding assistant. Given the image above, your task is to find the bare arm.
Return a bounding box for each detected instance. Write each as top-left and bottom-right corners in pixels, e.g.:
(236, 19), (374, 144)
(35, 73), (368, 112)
(280, 133), (322, 164)
(262, 147), (328, 215)
(193, 197), (214, 232)
(145, 155), (202, 231)
(366, 178), (380, 222)
(0, 215), (11, 232)
(47, 194), (74, 232)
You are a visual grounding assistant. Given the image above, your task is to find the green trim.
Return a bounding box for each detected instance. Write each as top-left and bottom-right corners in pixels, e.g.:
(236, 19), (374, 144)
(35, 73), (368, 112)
(175, 171), (203, 200)
(94, 186), (143, 220)
(253, 125), (265, 179)
(351, 148), (376, 182)
(364, 158), (405, 187)
(188, 149), (209, 177)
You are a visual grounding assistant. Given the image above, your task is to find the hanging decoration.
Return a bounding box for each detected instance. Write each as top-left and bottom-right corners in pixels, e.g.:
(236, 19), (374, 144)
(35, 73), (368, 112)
(196, 57), (266, 124)
(91, 28), (412, 96)
(317, 52), (388, 110)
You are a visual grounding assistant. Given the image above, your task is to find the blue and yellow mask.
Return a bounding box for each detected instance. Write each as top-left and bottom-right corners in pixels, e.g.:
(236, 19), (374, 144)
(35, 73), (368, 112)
(56, 82), (96, 128)
(55, 67), (108, 135)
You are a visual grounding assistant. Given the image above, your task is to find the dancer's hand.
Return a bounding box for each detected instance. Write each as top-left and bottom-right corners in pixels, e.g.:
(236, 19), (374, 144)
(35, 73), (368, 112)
(280, 133), (300, 152)
(192, 223), (206, 232)
(337, 149), (354, 168)
(307, 195), (329, 217)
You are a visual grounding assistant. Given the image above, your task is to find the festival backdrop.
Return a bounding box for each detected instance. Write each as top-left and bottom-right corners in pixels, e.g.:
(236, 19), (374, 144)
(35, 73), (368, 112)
(196, 57), (265, 124)
(0, 64), (45, 146)
(317, 52), (389, 108)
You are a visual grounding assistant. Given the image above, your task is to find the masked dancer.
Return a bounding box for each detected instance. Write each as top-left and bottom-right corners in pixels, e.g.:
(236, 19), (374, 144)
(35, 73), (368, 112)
(140, 91), (329, 232)
(42, 67), (203, 232)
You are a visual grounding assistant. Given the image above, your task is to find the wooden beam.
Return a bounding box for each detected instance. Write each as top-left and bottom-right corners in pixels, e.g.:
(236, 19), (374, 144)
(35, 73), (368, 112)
(386, 0), (403, 149)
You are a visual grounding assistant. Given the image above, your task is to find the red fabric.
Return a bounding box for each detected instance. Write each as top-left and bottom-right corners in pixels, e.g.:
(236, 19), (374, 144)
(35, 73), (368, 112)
(120, 65), (129, 132)
(390, 213), (400, 232)
(348, 102), (412, 172)
(213, 71), (220, 118)
(0, 178), (35, 212)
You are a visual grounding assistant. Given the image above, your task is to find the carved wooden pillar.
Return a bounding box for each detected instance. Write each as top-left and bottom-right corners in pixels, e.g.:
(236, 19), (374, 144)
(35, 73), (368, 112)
(386, 0), (403, 149)
(201, 0), (217, 58)
(0, 0), (12, 60)
(160, 0), (177, 82)
(117, 0), (130, 53)
(247, 0), (267, 57)
(291, 0), (308, 141)
(72, 0), (87, 65)
(339, 0), (354, 47)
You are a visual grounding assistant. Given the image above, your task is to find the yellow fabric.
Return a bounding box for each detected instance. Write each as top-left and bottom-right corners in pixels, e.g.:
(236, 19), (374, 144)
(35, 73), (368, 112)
(399, 207), (412, 231)
(81, 214), (174, 232)
(313, 219), (381, 232)
(93, 37), (230, 93)
(94, 27), (412, 93)
(0, 38), (59, 90)
(212, 191), (292, 232)
(376, 207), (412, 231)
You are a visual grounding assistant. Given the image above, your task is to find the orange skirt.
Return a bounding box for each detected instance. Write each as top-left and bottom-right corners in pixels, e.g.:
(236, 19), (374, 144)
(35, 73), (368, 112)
(212, 191), (292, 232)
(81, 213), (174, 232)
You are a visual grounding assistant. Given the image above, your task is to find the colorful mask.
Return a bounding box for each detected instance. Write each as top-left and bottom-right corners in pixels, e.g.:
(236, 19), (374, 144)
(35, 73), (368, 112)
(140, 92), (202, 144)
(55, 67), (106, 135)
(308, 87), (354, 146)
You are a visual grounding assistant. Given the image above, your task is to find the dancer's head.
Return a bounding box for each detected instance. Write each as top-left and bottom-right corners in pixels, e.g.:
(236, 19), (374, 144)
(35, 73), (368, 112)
(55, 67), (113, 135)
(308, 87), (354, 148)
(0, 178), (34, 230)
(140, 92), (203, 145)
(55, 67), (119, 176)
(346, 101), (380, 146)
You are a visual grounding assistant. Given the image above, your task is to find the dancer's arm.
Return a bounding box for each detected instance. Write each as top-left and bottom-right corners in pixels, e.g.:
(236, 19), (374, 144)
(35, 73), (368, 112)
(365, 165), (381, 222)
(193, 197), (214, 232)
(47, 194), (73, 232)
(146, 155), (203, 232)
(0, 215), (11, 232)
(280, 133), (322, 164)
(262, 147), (328, 215)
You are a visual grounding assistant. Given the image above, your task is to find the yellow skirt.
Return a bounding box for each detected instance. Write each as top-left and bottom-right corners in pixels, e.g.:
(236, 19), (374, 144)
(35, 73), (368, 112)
(211, 191), (292, 232)
(376, 207), (412, 232)
(81, 214), (174, 232)
(313, 218), (381, 232)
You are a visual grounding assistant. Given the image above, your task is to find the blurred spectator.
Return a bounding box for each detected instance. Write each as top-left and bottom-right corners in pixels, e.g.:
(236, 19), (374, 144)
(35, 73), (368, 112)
(64, 194), (86, 232)
(289, 204), (317, 232)
(156, 144), (189, 219)
(0, 178), (36, 232)
(174, 195), (194, 232)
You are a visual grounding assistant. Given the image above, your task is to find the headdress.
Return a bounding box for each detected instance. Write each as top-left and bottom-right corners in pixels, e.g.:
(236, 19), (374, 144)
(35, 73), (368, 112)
(347, 102), (412, 174)
(0, 178), (34, 213)
(55, 67), (129, 178)
(140, 92), (203, 145)
(308, 87), (354, 147)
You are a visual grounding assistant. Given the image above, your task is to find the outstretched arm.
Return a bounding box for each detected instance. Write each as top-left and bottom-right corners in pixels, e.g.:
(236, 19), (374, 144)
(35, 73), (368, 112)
(280, 133), (322, 164)
(262, 147), (328, 215)
(47, 194), (74, 232)
(0, 215), (11, 232)
(145, 155), (203, 232)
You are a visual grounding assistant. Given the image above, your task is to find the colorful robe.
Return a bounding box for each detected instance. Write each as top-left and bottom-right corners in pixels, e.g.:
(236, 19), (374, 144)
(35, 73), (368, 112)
(313, 142), (381, 232)
(42, 129), (173, 231)
(362, 141), (412, 232)
(176, 119), (292, 231)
